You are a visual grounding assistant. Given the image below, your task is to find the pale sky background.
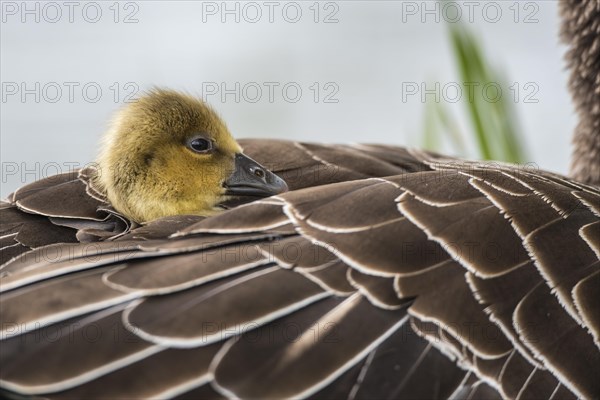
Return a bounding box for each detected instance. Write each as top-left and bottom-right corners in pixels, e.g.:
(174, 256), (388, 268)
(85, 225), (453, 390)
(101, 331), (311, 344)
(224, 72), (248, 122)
(1, 1), (575, 197)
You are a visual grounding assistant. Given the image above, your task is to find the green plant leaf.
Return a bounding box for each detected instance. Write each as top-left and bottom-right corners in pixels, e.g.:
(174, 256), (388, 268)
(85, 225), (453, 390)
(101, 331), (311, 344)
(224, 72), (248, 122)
(420, 8), (528, 164)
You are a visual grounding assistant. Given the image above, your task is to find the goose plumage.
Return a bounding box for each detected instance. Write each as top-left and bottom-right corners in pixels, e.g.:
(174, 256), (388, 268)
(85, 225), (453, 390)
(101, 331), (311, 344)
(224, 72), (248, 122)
(1, 2), (599, 399)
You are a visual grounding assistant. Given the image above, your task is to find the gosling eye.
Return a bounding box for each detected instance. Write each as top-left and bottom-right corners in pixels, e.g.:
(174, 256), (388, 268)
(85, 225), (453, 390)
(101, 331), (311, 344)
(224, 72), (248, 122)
(188, 137), (213, 154)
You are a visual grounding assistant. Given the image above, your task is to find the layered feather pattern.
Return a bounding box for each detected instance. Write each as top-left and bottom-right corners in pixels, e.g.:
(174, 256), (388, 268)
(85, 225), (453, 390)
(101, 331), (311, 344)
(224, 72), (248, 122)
(1, 140), (598, 399)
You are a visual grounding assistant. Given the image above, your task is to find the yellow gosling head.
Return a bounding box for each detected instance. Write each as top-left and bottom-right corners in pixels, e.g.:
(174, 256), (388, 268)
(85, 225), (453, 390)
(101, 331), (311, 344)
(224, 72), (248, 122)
(95, 88), (287, 223)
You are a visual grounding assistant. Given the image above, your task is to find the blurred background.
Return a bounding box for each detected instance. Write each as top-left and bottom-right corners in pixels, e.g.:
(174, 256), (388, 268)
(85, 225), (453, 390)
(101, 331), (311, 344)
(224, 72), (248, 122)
(1, 1), (575, 197)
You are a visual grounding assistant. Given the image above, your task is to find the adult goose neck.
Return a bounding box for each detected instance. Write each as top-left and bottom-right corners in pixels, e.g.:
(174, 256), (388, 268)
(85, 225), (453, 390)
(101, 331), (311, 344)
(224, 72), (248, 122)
(560, 0), (600, 186)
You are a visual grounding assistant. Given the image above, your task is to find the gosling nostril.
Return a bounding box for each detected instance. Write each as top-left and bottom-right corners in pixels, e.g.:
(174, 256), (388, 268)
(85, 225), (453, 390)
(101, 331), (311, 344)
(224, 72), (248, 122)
(254, 168), (265, 179)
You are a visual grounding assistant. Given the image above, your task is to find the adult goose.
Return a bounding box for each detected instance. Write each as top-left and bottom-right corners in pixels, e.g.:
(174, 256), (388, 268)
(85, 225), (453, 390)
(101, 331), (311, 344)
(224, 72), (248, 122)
(1, 2), (599, 399)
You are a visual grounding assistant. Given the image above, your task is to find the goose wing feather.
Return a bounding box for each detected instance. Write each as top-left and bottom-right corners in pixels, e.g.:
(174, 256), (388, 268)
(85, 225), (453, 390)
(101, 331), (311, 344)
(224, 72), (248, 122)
(1, 141), (598, 399)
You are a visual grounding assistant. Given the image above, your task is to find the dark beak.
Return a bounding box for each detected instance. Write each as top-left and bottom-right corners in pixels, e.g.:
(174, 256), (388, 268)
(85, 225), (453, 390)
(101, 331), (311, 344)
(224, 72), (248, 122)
(223, 153), (288, 198)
